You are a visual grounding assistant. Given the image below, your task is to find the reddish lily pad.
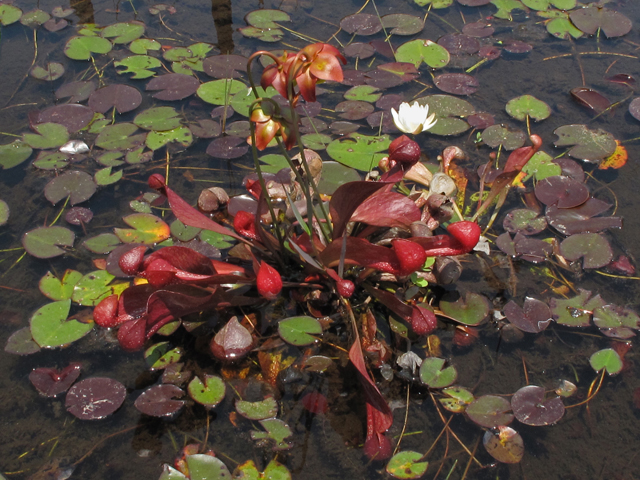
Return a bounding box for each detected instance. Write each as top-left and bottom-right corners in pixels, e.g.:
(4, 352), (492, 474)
(44, 171), (96, 205)
(504, 297), (552, 333)
(88, 85), (143, 114)
(340, 13), (382, 35)
(512, 385), (564, 426)
(630, 98), (640, 122)
(534, 175), (589, 208)
(55, 81), (97, 103)
(546, 198), (621, 236)
(30, 363), (82, 397)
(569, 6), (632, 38)
(66, 377), (126, 420)
(439, 292), (489, 326)
(203, 54), (248, 78)
(35, 104), (94, 133)
(146, 74), (200, 101)
(483, 427), (524, 464)
(135, 384), (185, 417)
(570, 87), (611, 115)
(206, 136), (248, 159)
(434, 73), (479, 95)
(438, 33), (480, 55)
(343, 43), (375, 59)
(0, 4), (22, 25)
(466, 395), (513, 428)
(22, 226), (75, 259)
(380, 14), (423, 36)
(559, 233), (613, 269)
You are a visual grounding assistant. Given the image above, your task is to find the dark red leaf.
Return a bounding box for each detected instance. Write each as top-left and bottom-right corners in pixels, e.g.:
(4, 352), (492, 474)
(210, 317), (254, 361)
(301, 392), (329, 414)
(329, 181), (389, 238)
(411, 305), (437, 335)
(29, 363), (82, 397)
(351, 192), (421, 230)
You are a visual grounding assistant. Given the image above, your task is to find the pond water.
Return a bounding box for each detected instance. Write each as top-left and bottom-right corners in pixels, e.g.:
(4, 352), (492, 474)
(1, 0), (640, 479)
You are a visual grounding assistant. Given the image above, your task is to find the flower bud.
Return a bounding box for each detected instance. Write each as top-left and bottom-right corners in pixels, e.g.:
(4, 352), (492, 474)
(388, 135), (421, 165)
(257, 261), (283, 300)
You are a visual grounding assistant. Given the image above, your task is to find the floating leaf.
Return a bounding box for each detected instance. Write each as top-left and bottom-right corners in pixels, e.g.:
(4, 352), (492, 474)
(135, 107), (182, 131)
(419, 357), (457, 388)
(344, 85), (382, 103)
(129, 38), (162, 55)
(83, 233), (121, 254)
(630, 98), (640, 122)
(534, 175), (589, 208)
(434, 73), (479, 95)
(65, 207), (93, 225)
(439, 386), (474, 413)
(0, 199), (8, 226)
(415, 0), (453, 6)
(56, 81), (96, 103)
(550, 289), (605, 327)
(114, 213), (171, 244)
(22, 226), (75, 259)
(593, 305), (640, 339)
(547, 15), (583, 40)
(236, 397), (278, 420)
(336, 100), (374, 120)
(66, 377), (126, 420)
(503, 209), (547, 235)
(569, 5), (632, 38)
(135, 384), (185, 417)
(95, 123), (146, 150)
(395, 39), (450, 69)
(0, 4), (22, 25)
(238, 26), (284, 42)
(197, 79), (246, 105)
(71, 270), (115, 306)
(504, 297), (552, 333)
(234, 460), (291, 480)
(30, 63), (65, 81)
(482, 124), (526, 150)
(95, 167), (123, 186)
(206, 136), (248, 159)
(546, 198), (621, 236)
(251, 418), (293, 451)
(23, 123), (69, 150)
(491, 0), (525, 20)
(39, 270), (83, 301)
(88, 85), (143, 114)
(0, 141), (32, 169)
(146, 74), (200, 101)
(553, 124), (616, 163)
(64, 36), (113, 60)
(570, 87), (611, 115)
(522, 151), (561, 181)
(5, 327), (40, 355)
(511, 385), (564, 426)
(278, 316), (322, 346)
(146, 127), (193, 150)
(203, 54), (248, 79)
(506, 95), (551, 121)
(340, 13), (383, 35)
(589, 348), (623, 375)
(30, 363), (82, 397)
(115, 55), (162, 79)
(20, 9), (50, 27)
(439, 293), (489, 326)
(185, 455), (231, 480)
(381, 14), (424, 36)
(245, 9), (290, 28)
(416, 95), (473, 136)
(326, 133), (391, 171)
(188, 375), (226, 408)
(30, 300), (93, 348)
(467, 395), (513, 428)
(559, 233), (613, 269)
(45, 171), (96, 205)
(483, 427), (524, 464)
(386, 451), (428, 479)
(102, 21), (145, 44)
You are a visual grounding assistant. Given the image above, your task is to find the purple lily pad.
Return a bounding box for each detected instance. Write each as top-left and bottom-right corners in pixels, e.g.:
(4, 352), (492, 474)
(43, 17), (68, 32)
(341, 69), (367, 86)
(570, 87), (611, 114)
(146, 73), (199, 101)
(299, 117), (328, 134)
(629, 98), (640, 122)
(482, 124), (526, 150)
(30, 363), (82, 397)
(366, 111), (397, 134)
(438, 33), (480, 55)
(503, 40), (533, 54)
(555, 158), (584, 183)
(546, 198), (622, 236)
(206, 136), (248, 159)
(66, 377), (126, 420)
(340, 13), (382, 36)
(462, 20), (495, 38)
(496, 232), (517, 257)
(457, 0), (491, 5)
(65, 207), (93, 225)
(434, 73), (478, 95)
(364, 70), (407, 89)
(329, 121), (360, 135)
(503, 209), (547, 235)
(514, 233), (552, 263)
(376, 94), (403, 111)
(511, 385), (564, 426)
(295, 101), (322, 117)
(33, 104), (94, 133)
(88, 84), (142, 114)
(335, 100), (374, 120)
(45, 171), (97, 206)
(343, 42), (375, 59)
(134, 384), (185, 417)
(559, 233), (613, 269)
(369, 39), (395, 58)
(203, 54), (247, 78)
(569, 6), (632, 38)
(466, 395), (513, 428)
(534, 176), (589, 208)
(55, 81), (97, 103)
(504, 298), (552, 333)
(479, 46), (501, 60)
(467, 112), (495, 129)
(189, 119), (221, 138)
(606, 73), (635, 88)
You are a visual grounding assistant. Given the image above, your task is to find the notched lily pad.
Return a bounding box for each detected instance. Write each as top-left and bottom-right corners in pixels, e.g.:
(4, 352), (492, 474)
(340, 13), (383, 35)
(503, 209), (547, 235)
(589, 348), (623, 375)
(114, 213), (171, 244)
(250, 418), (293, 451)
(135, 384), (185, 417)
(569, 6), (632, 38)
(326, 133), (391, 171)
(0, 141), (32, 169)
(64, 36), (113, 61)
(439, 292), (489, 326)
(466, 395), (513, 428)
(278, 316), (322, 346)
(380, 14), (423, 36)
(395, 39), (450, 69)
(546, 198), (621, 236)
(419, 357), (457, 388)
(66, 377), (126, 420)
(482, 124), (526, 150)
(386, 451), (429, 479)
(30, 363), (82, 397)
(88, 85), (143, 114)
(188, 375), (226, 408)
(146, 74), (200, 101)
(45, 171), (96, 206)
(593, 305), (640, 339)
(415, 95), (474, 136)
(506, 95), (551, 121)
(236, 397), (278, 420)
(434, 73), (478, 95)
(30, 63), (65, 81)
(553, 124), (616, 163)
(23, 226), (75, 259)
(504, 297), (552, 333)
(535, 175), (589, 208)
(559, 233), (613, 269)
(549, 289), (605, 327)
(511, 385), (564, 426)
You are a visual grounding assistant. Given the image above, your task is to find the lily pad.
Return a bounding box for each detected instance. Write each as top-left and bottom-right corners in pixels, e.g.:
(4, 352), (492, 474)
(95, 167), (123, 186)
(340, 13), (383, 36)
(114, 213), (171, 244)
(0, 4), (22, 25)
(83, 233), (121, 254)
(549, 289), (605, 327)
(434, 73), (479, 95)
(593, 305), (640, 339)
(30, 300), (93, 348)
(439, 292), (489, 326)
(39, 270), (83, 301)
(95, 123), (147, 150)
(5, 327), (41, 355)
(101, 22), (145, 44)
(589, 348), (623, 375)
(344, 85), (382, 103)
(547, 15), (583, 40)
(381, 14), (424, 36)
(65, 207), (93, 225)
(506, 95), (551, 121)
(146, 74), (200, 101)
(22, 226), (75, 259)
(66, 377), (126, 420)
(482, 124), (526, 150)
(483, 427), (524, 464)
(134, 384), (185, 417)
(23, 123), (69, 150)
(522, 151), (561, 181)
(569, 6), (632, 38)
(238, 26), (284, 42)
(135, 107), (182, 131)
(386, 451), (428, 479)
(534, 175), (589, 208)
(20, 9), (50, 27)
(511, 385), (564, 426)
(130, 38), (162, 55)
(415, 95), (474, 136)
(503, 209), (547, 235)
(30, 363), (82, 397)
(553, 124), (617, 163)
(419, 357), (457, 388)
(326, 133), (391, 171)
(0, 141), (32, 169)
(203, 54), (248, 79)
(197, 79), (246, 105)
(115, 55), (162, 79)
(88, 85), (143, 114)
(30, 63), (65, 81)
(71, 270), (115, 306)
(317, 161), (361, 195)
(395, 39), (450, 69)
(245, 9), (290, 28)
(146, 127), (193, 150)
(559, 233), (613, 269)
(630, 98), (640, 122)
(466, 395), (513, 428)
(504, 297), (552, 333)
(0, 199), (8, 226)
(439, 386), (475, 413)
(235, 460), (291, 480)
(236, 397), (278, 420)
(44, 171), (96, 205)
(188, 375), (226, 408)
(546, 198), (621, 236)
(206, 136), (248, 159)
(64, 36), (113, 60)
(278, 316), (322, 346)
(250, 418), (293, 451)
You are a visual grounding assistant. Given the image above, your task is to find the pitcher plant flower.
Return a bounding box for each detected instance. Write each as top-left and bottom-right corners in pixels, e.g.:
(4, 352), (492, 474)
(391, 101), (437, 135)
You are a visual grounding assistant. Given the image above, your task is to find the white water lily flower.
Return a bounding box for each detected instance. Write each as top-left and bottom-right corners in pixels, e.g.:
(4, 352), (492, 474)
(391, 101), (437, 134)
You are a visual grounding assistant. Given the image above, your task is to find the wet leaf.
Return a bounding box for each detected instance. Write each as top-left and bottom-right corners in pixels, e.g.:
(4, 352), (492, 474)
(43, 17), (68, 31)
(553, 124), (616, 163)
(589, 348), (623, 375)
(0, 140), (32, 169)
(129, 38), (162, 55)
(344, 85), (382, 103)
(503, 209), (547, 235)
(340, 13), (383, 35)
(416, 95), (473, 136)
(506, 95), (551, 121)
(88, 85), (143, 114)
(0, 4), (22, 25)
(45, 171), (96, 205)
(5, 327), (40, 355)
(101, 22), (145, 44)
(39, 270), (83, 301)
(630, 98), (640, 122)
(466, 395), (513, 428)
(245, 9), (290, 28)
(236, 397), (278, 420)
(114, 213), (171, 244)
(30, 63), (65, 81)
(146, 74), (200, 101)
(386, 451), (428, 479)
(439, 293), (489, 326)
(419, 357), (457, 388)
(278, 316), (322, 346)
(23, 123), (69, 150)
(22, 226), (75, 259)
(83, 233), (121, 254)
(550, 289), (605, 327)
(95, 167), (123, 186)
(29, 363), (82, 397)
(71, 270), (115, 306)
(238, 26), (284, 42)
(251, 418), (293, 451)
(343, 43), (375, 59)
(511, 385), (564, 426)
(504, 297), (552, 333)
(135, 107), (182, 131)
(599, 142), (627, 170)
(210, 317), (253, 361)
(570, 87), (611, 115)
(317, 161), (361, 195)
(55, 80), (96, 103)
(197, 79), (246, 105)
(326, 133), (391, 171)
(439, 386), (474, 413)
(134, 384), (185, 417)
(188, 375), (226, 408)
(559, 233), (613, 269)
(534, 175), (589, 208)
(522, 151), (561, 181)
(491, 0), (525, 20)
(95, 123), (147, 150)
(0, 199), (8, 226)
(546, 15), (583, 40)
(395, 39), (450, 69)
(206, 136), (248, 159)
(66, 377), (126, 420)
(593, 305), (640, 339)
(438, 33), (480, 55)
(483, 427), (524, 464)
(482, 124), (526, 150)
(30, 300), (93, 348)
(569, 6), (632, 38)
(546, 198), (621, 236)
(20, 9), (50, 27)
(115, 55), (162, 79)
(234, 459), (291, 480)
(35, 104), (95, 133)
(64, 36), (113, 60)
(381, 14), (424, 36)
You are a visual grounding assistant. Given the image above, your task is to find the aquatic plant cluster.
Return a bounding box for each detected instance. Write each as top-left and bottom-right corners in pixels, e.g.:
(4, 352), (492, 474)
(1, 0), (640, 478)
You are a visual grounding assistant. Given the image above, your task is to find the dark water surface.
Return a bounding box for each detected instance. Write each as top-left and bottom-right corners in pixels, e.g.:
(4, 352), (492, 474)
(1, 0), (640, 479)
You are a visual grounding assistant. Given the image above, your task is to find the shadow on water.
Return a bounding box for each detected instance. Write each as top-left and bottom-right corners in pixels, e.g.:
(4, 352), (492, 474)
(0, 0), (640, 479)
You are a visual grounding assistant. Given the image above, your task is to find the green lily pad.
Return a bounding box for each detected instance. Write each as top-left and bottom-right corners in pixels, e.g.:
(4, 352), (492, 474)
(482, 124), (526, 150)
(414, 0), (453, 6)
(559, 233), (613, 269)
(115, 55), (162, 79)
(22, 226), (75, 259)
(146, 126), (193, 150)
(0, 199), (8, 226)
(171, 219), (201, 242)
(0, 141), (32, 169)
(188, 375), (226, 408)
(415, 95), (474, 136)
(234, 459), (292, 480)
(101, 22), (145, 44)
(589, 348), (622, 375)
(71, 270), (115, 306)
(386, 451), (428, 479)
(33, 152), (69, 170)
(592, 305), (640, 339)
(135, 107), (182, 132)
(39, 270), (83, 301)
(553, 124), (617, 163)
(145, 342), (184, 370)
(522, 151), (561, 181)
(506, 95), (551, 122)
(114, 213), (171, 244)
(259, 154), (290, 174)
(301, 133), (332, 150)
(30, 300), (93, 348)
(466, 395), (513, 428)
(230, 86), (276, 117)
(245, 9), (290, 29)
(238, 26), (284, 42)
(395, 39), (450, 69)
(23, 123), (69, 150)
(95, 167), (123, 186)
(439, 386), (475, 413)
(197, 79), (246, 105)
(236, 397), (278, 420)
(0, 4), (22, 25)
(95, 123), (147, 150)
(20, 9), (50, 27)
(439, 293), (489, 326)
(317, 161), (361, 195)
(129, 38), (162, 55)
(381, 14), (424, 36)
(83, 233), (121, 254)
(64, 36), (113, 60)
(186, 455), (232, 480)
(278, 316), (323, 346)
(522, 0), (575, 9)
(326, 133), (391, 171)
(199, 230), (235, 249)
(30, 63), (65, 81)
(250, 418), (293, 451)
(491, 0), (525, 20)
(344, 85), (382, 103)
(550, 289), (605, 327)
(419, 357), (457, 388)
(546, 15), (583, 40)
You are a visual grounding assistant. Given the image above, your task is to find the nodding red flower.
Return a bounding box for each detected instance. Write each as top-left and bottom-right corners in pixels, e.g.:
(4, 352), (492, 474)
(392, 239), (427, 276)
(248, 104), (295, 151)
(410, 305), (437, 336)
(233, 210), (258, 240)
(388, 135), (421, 165)
(446, 221), (481, 253)
(336, 278), (355, 298)
(256, 261), (282, 300)
(93, 294), (120, 328)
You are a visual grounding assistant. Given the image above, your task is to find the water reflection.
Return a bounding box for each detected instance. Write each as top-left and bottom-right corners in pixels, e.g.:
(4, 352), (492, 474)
(211, 0), (234, 54)
(70, 0), (95, 23)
